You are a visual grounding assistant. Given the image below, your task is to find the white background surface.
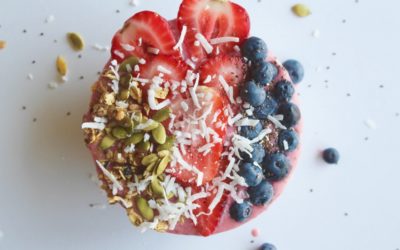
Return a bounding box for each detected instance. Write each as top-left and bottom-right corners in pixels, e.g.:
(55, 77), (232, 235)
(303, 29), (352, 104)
(0, 0), (399, 249)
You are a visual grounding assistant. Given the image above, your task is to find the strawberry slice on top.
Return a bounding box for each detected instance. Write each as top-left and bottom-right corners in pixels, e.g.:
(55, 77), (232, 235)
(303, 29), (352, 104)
(177, 0), (250, 63)
(111, 11), (179, 62)
(140, 55), (189, 83)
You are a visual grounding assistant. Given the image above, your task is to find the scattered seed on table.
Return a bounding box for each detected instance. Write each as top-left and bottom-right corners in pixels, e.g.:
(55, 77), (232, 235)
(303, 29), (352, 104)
(309, 188), (314, 193)
(22, 106), (26, 110)
(342, 19), (347, 23)
(116, 9), (120, 13)
(39, 32), (44, 36)
(292, 4), (311, 17)
(332, 52), (337, 56)
(346, 93), (351, 97)
(66, 112), (71, 116)
(326, 66), (330, 70)
(32, 60), (36, 64)
(33, 118), (37, 122)
(78, 54), (82, 59)
(344, 212), (349, 216)
(22, 29), (27, 33)
(379, 84), (384, 88)
(0, 40), (6, 49)
(364, 137), (369, 141)
(80, 76), (84, 80)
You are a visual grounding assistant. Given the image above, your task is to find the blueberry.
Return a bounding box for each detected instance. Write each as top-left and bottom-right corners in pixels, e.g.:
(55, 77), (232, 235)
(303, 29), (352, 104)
(240, 121), (263, 140)
(283, 59), (304, 84)
(262, 153), (291, 181)
(248, 180), (274, 206)
(229, 200), (253, 222)
(241, 81), (266, 107)
(278, 129), (299, 152)
(240, 143), (266, 163)
(259, 243), (277, 250)
(241, 37), (268, 62)
(322, 148), (340, 164)
(277, 102), (301, 128)
(274, 80), (295, 102)
(251, 61), (278, 86)
(238, 162), (263, 187)
(253, 95), (278, 120)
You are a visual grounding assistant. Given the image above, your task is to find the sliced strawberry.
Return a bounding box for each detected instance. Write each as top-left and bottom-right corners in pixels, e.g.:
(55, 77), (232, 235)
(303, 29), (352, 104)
(169, 86), (228, 185)
(199, 55), (247, 98)
(194, 187), (228, 236)
(177, 0), (250, 62)
(111, 11), (178, 62)
(139, 55), (189, 83)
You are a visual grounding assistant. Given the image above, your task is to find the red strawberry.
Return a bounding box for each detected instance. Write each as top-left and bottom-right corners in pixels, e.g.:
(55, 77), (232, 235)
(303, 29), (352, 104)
(177, 0), (250, 63)
(199, 55), (247, 98)
(194, 187), (228, 236)
(111, 11), (179, 62)
(169, 86), (228, 186)
(139, 55), (189, 83)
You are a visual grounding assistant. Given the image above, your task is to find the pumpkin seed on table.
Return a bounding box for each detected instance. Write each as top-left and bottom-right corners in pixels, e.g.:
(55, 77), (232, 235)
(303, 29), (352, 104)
(112, 127), (128, 139)
(292, 4), (311, 17)
(152, 123), (166, 144)
(0, 40), (6, 49)
(152, 107), (171, 122)
(100, 135), (116, 150)
(136, 197), (154, 221)
(125, 132), (144, 145)
(67, 32), (85, 51)
(56, 56), (68, 76)
(156, 156), (170, 176)
(141, 153), (158, 166)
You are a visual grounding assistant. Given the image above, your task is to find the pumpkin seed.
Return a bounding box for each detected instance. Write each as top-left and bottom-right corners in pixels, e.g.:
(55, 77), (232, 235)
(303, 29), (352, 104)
(119, 56), (139, 73)
(119, 74), (132, 88)
(100, 135), (116, 150)
(136, 197), (154, 221)
(112, 127), (128, 139)
(157, 150), (170, 158)
(140, 120), (160, 132)
(292, 4), (311, 17)
(125, 133), (144, 145)
(67, 32), (85, 51)
(127, 209), (143, 226)
(118, 89), (130, 101)
(157, 136), (175, 152)
(131, 110), (143, 123)
(56, 55), (68, 76)
(137, 141), (151, 152)
(143, 161), (156, 177)
(152, 107), (171, 122)
(141, 153), (158, 166)
(130, 85), (142, 103)
(156, 156), (170, 176)
(151, 123), (166, 144)
(151, 177), (165, 197)
(0, 40), (6, 49)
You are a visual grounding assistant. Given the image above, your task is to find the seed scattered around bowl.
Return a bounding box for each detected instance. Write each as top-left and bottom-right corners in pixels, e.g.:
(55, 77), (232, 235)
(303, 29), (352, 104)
(67, 32), (85, 51)
(33, 118), (37, 122)
(56, 55), (68, 76)
(39, 32), (44, 36)
(66, 112), (71, 116)
(22, 106), (26, 110)
(0, 40), (6, 50)
(292, 4), (311, 17)
(22, 29), (27, 33)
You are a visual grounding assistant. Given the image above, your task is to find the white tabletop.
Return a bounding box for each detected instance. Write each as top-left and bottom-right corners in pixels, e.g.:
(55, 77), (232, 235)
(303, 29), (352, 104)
(0, 0), (399, 249)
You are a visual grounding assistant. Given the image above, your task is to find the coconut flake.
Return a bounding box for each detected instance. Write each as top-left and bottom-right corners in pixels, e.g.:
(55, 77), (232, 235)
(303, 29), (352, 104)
(157, 65), (172, 75)
(138, 58), (146, 64)
(92, 44), (110, 51)
(267, 115), (287, 130)
(173, 25), (187, 51)
(210, 36), (240, 45)
(81, 122), (105, 130)
(218, 75), (235, 103)
(195, 33), (213, 54)
(121, 43), (135, 51)
(185, 59), (196, 69)
(235, 117), (260, 127)
(203, 75), (212, 84)
(147, 47), (160, 55)
(96, 161), (123, 194)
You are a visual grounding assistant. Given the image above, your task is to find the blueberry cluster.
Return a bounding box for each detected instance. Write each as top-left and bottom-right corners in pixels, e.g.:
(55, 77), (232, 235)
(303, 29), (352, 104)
(229, 37), (302, 222)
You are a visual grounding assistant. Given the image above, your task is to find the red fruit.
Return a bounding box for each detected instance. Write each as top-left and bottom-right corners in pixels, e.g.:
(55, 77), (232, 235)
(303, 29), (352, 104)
(199, 55), (247, 98)
(194, 188), (228, 236)
(111, 11), (179, 62)
(169, 87), (228, 185)
(140, 55), (189, 83)
(178, 0), (250, 62)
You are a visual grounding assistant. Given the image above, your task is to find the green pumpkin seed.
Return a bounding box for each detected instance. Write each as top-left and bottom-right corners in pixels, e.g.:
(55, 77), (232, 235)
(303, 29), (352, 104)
(119, 56), (139, 73)
(152, 107), (171, 122)
(125, 132), (144, 145)
(157, 150), (170, 158)
(136, 197), (154, 221)
(157, 136), (175, 152)
(138, 120), (159, 132)
(292, 4), (311, 17)
(130, 85), (142, 103)
(143, 161), (157, 177)
(67, 32), (85, 51)
(119, 74), (132, 88)
(137, 141), (151, 152)
(141, 153), (158, 166)
(56, 56), (68, 76)
(151, 123), (166, 144)
(118, 89), (130, 101)
(156, 156), (170, 176)
(151, 177), (165, 197)
(112, 127), (128, 139)
(100, 135), (116, 150)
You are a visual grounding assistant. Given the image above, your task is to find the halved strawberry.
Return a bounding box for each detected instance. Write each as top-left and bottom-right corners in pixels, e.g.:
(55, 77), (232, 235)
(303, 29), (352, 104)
(169, 86), (228, 185)
(177, 0), (250, 62)
(199, 55), (247, 98)
(194, 187), (228, 236)
(139, 55), (189, 83)
(111, 11), (179, 62)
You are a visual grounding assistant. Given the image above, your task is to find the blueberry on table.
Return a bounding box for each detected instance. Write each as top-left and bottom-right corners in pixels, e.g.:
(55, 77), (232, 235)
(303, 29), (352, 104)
(238, 162), (263, 187)
(248, 180), (274, 206)
(322, 148), (340, 164)
(241, 36), (268, 62)
(241, 80), (266, 107)
(277, 102), (301, 128)
(259, 243), (277, 250)
(251, 61), (278, 86)
(240, 121), (263, 140)
(253, 95), (278, 119)
(239, 143), (266, 163)
(278, 129), (299, 152)
(262, 153), (291, 181)
(283, 59), (304, 84)
(274, 80), (295, 102)
(229, 200), (253, 222)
